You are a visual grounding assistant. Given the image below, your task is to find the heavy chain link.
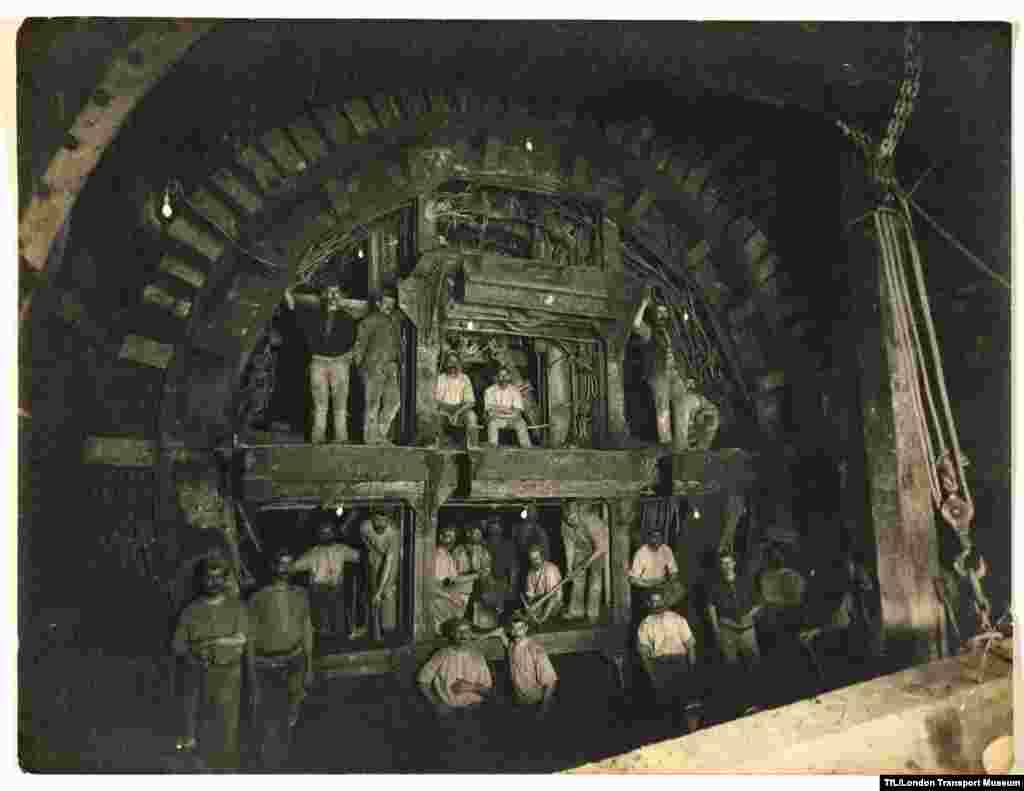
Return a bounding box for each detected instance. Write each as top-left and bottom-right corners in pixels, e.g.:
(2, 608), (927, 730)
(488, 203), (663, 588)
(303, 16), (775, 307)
(836, 23), (923, 190)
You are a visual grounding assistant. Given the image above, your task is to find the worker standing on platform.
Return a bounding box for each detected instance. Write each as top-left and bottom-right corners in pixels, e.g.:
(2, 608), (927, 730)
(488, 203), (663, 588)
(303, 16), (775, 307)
(360, 507), (400, 640)
(484, 514), (520, 612)
(353, 285), (402, 445)
(631, 288), (720, 451)
(172, 555), (250, 770)
(561, 501), (609, 623)
(483, 364), (533, 448)
(629, 526), (685, 607)
(247, 549), (314, 769)
(291, 516), (362, 639)
(284, 283), (359, 444)
(707, 551), (764, 714)
(637, 589), (699, 731)
(435, 351), (479, 448)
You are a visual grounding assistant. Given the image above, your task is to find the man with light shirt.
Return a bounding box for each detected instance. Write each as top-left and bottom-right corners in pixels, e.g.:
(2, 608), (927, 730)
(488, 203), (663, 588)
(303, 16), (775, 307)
(629, 526), (684, 607)
(524, 544), (563, 624)
(499, 610), (558, 720)
(483, 364), (533, 447)
(435, 351), (479, 448)
(418, 617), (494, 718)
(637, 589), (699, 731)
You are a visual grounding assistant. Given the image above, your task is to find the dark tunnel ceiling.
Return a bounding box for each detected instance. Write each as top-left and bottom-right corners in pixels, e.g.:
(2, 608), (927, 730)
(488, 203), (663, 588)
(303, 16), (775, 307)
(18, 20), (1011, 302)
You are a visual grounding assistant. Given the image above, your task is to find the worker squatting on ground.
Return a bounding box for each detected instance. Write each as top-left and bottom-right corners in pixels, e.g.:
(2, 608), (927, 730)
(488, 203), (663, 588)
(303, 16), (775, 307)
(360, 507), (400, 640)
(418, 618), (495, 719)
(290, 516), (362, 639)
(631, 289), (720, 451)
(499, 610), (559, 720)
(561, 501), (609, 622)
(172, 555), (251, 770)
(352, 286), (402, 445)
(435, 351), (479, 448)
(637, 589), (699, 731)
(483, 364), (533, 447)
(629, 526), (684, 608)
(431, 525), (479, 635)
(284, 284), (359, 444)
(524, 543), (563, 624)
(247, 549), (314, 769)
(707, 551), (764, 713)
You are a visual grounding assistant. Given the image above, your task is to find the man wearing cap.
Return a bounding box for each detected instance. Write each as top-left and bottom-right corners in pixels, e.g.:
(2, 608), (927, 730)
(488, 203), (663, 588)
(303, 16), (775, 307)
(483, 364), (533, 448)
(172, 555), (250, 769)
(630, 527), (684, 607)
(435, 351), (479, 448)
(353, 286), (403, 445)
(637, 589), (699, 730)
(291, 516), (362, 639)
(561, 501), (609, 623)
(360, 507), (400, 640)
(284, 283), (359, 444)
(431, 525), (478, 635)
(247, 549), (314, 769)
(499, 611), (558, 720)
(631, 289), (720, 451)
(418, 617), (494, 718)
(525, 544), (563, 624)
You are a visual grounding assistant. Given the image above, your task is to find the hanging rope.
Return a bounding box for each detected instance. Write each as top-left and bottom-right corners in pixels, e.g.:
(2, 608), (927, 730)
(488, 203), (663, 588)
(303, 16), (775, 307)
(872, 199), (994, 633)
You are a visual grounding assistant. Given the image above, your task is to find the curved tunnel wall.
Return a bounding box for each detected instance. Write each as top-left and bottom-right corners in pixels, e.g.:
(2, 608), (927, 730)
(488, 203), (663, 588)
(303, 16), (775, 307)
(20, 33), (857, 657)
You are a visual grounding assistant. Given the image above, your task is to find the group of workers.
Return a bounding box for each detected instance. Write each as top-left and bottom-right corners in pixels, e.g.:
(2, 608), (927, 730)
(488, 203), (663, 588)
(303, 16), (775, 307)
(171, 495), (879, 770)
(285, 279), (725, 453)
(285, 283), (403, 445)
(171, 506), (400, 769)
(430, 502), (610, 637)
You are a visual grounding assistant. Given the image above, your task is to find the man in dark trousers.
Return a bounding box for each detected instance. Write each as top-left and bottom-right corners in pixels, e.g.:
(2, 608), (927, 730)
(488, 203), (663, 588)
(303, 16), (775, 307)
(284, 283), (360, 443)
(353, 285), (403, 445)
(707, 551), (764, 715)
(291, 514), (362, 639)
(247, 549), (314, 769)
(172, 555), (251, 770)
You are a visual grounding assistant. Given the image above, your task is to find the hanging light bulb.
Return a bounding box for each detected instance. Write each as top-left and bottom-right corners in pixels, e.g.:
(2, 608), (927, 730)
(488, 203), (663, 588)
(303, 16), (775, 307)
(520, 507), (528, 519)
(357, 248), (365, 259)
(524, 138), (534, 152)
(692, 508), (701, 520)
(335, 505), (344, 517)
(161, 188), (173, 220)
(683, 311), (690, 322)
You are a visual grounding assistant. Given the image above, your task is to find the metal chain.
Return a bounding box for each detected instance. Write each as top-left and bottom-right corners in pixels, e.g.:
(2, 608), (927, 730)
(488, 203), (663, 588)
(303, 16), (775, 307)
(836, 23), (923, 190)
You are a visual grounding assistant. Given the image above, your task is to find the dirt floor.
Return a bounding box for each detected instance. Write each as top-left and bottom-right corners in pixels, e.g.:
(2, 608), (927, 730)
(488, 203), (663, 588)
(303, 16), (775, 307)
(19, 630), (884, 773)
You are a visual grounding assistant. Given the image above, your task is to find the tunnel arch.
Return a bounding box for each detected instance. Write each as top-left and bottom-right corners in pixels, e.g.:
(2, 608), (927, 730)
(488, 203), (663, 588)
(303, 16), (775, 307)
(137, 96), (821, 452)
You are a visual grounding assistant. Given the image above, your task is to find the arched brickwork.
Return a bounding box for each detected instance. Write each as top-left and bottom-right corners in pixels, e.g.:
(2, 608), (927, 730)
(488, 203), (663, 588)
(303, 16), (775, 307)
(120, 96), (820, 448)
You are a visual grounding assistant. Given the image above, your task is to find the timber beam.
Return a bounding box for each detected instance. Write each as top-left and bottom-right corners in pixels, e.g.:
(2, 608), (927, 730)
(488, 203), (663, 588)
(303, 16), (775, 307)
(239, 444), (756, 504)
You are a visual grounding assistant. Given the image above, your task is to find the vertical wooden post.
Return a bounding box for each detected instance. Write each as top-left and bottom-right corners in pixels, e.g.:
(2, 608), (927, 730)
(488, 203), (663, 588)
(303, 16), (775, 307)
(603, 216), (631, 448)
(412, 499), (438, 641)
(610, 498), (635, 626)
(842, 152), (944, 665)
